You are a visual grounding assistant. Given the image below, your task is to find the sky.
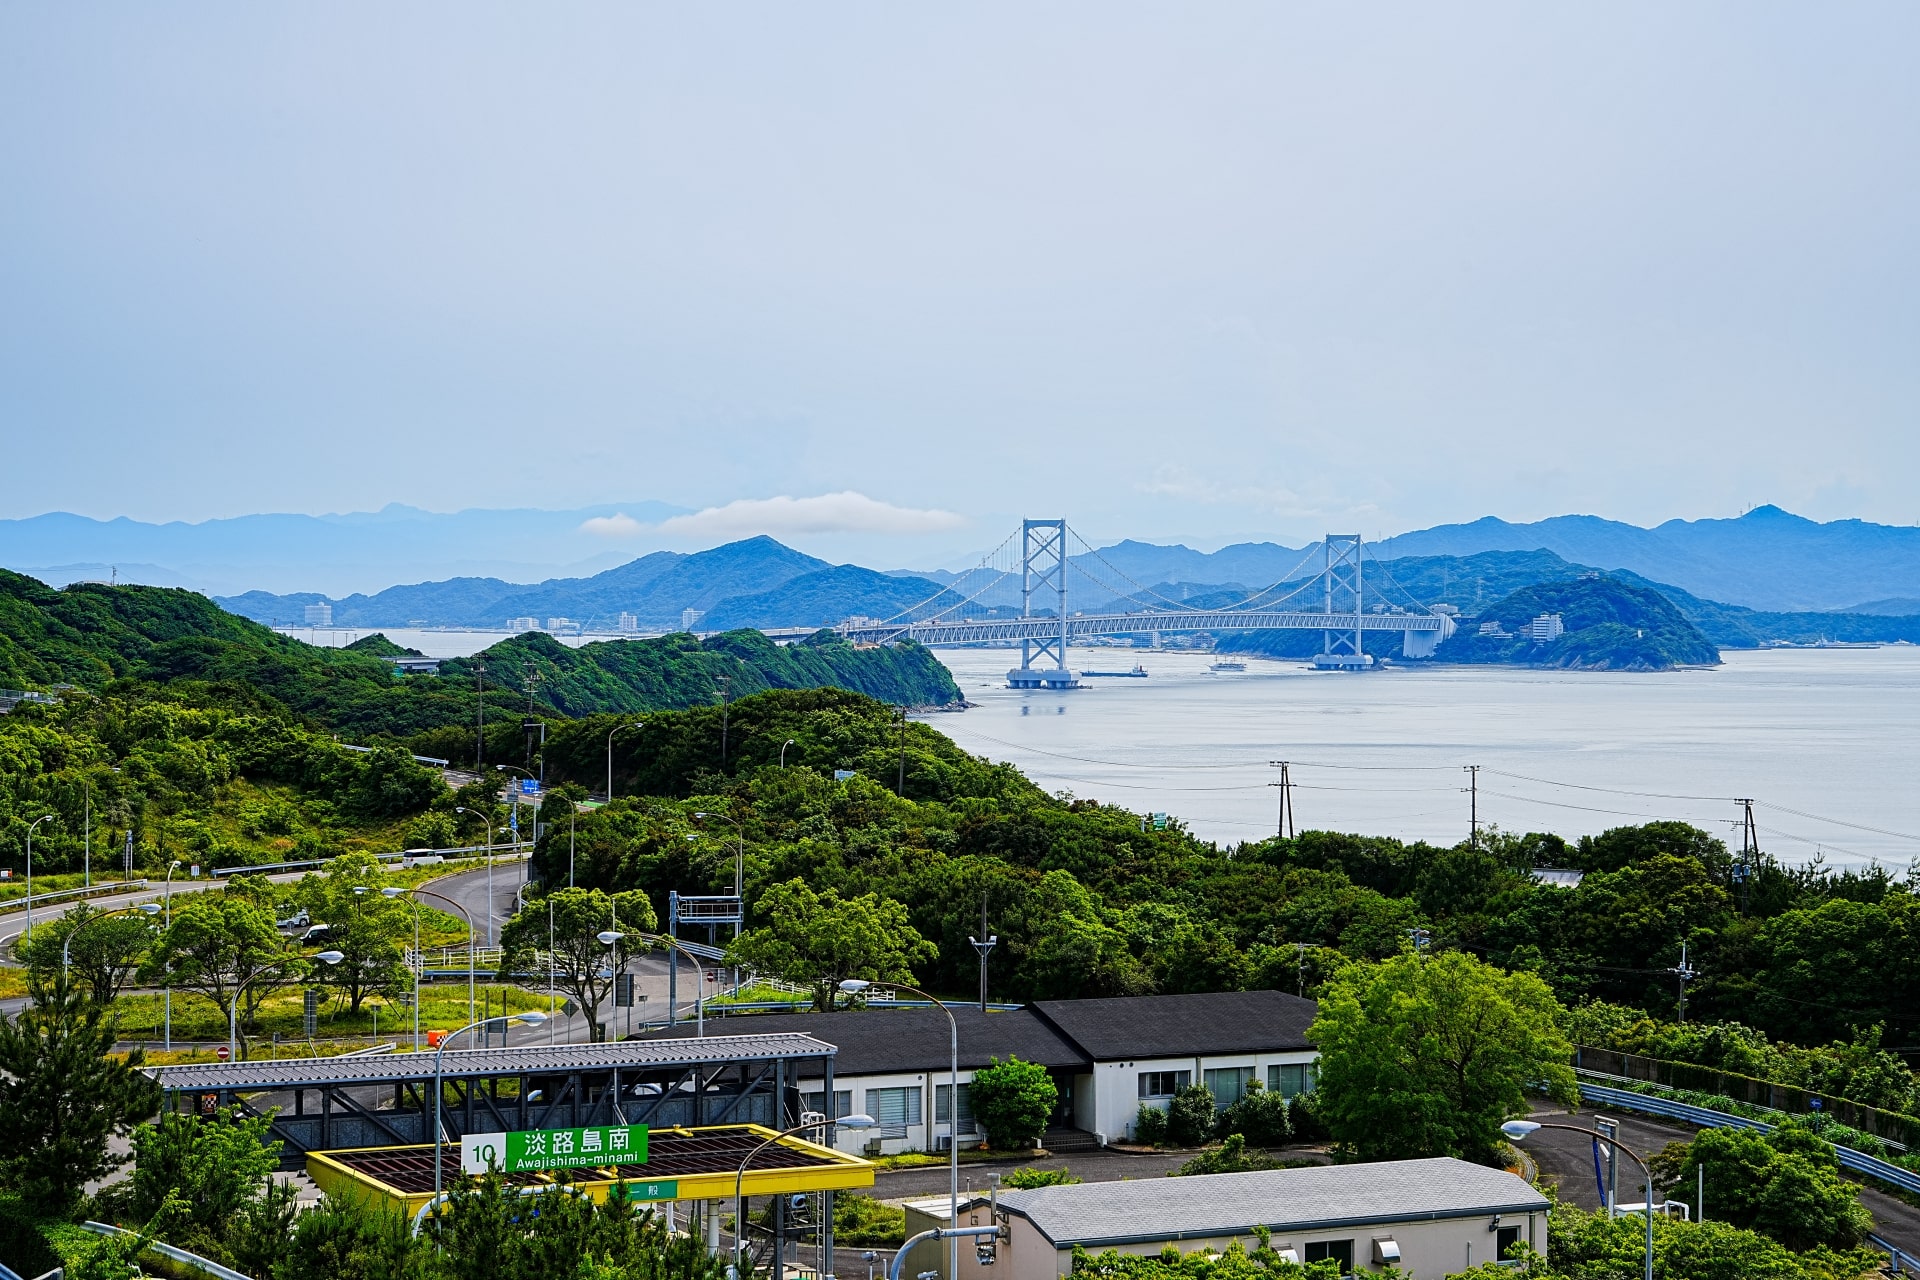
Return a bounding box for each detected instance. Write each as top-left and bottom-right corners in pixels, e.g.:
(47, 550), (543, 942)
(3, 4), (1918, 568)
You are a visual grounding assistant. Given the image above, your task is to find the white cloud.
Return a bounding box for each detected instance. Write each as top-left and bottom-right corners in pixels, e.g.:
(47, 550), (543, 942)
(579, 512), (647, 537)
(657, 492), (966, 538)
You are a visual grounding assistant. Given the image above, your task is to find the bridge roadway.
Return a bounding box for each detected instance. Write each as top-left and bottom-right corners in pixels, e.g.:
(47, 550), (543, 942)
(834, 608), (1455, 651)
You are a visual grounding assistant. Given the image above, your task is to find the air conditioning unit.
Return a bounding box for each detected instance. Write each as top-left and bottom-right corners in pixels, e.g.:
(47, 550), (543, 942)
(933, 1134), (954, 1152)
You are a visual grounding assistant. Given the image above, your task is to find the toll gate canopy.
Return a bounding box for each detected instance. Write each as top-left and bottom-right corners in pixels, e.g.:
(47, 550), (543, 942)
(145, 1032), (839, 1163)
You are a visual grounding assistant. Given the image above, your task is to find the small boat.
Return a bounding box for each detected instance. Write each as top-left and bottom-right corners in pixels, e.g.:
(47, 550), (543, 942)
(1209, 660), (1247, 672)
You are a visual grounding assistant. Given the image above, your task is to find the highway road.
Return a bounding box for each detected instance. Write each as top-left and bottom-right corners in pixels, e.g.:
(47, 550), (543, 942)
(1524, 1102), (1920, 1268)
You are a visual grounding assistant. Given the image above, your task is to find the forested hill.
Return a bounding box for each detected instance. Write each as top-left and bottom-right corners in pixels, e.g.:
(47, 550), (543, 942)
(1438, 576), (1720, 670)
(0, 571), (961, 746)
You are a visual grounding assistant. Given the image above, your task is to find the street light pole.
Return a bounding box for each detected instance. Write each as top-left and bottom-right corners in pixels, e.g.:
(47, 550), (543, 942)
(842, 978), (960, 1280)
(164, 859), (181, 1051)
(61, 901), (160, 976)
(231, 952), (343, 1061)
(415, 886), (480, 1029)
(455, 807), (498, 948)
(732, 1115), (877, 1275)
(382, 887), (424, 1051)
(431, 1010), (547, 1204)
(1504, 1120), (1654, 1280)
(607, 719), (643, 802)
(24, 814), (54, 940)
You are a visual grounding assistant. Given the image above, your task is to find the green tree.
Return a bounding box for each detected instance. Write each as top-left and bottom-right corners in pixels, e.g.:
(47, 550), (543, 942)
(275, 1192), (422, 1280)
(0, 971), (161, 1215)
(128, 1105), (280, 1244)
(1164, 1084), (1217, 1147)
(1215, 1078), (1291, 1146)
(968, 1056), (1058, 1150)
(726, 878), (935, 1011)
(15, 902), (156, 1004)
(297, 852), (412, 1014)
(1309, 951), (1577, 1163)
(1675, 1123), (1871, 1252)
(1170, 1133), (1281, 1177)
(140, 888), (294, 1044)
(499, 887), (658, 1043)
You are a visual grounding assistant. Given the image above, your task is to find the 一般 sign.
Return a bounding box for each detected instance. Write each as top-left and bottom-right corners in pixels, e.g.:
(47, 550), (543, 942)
(461, 1124), (648, 1174)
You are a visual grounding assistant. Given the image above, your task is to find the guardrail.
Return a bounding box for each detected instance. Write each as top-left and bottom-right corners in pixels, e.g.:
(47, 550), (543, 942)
(80, 1221), (253, 1280)
(213, 842), (529, 877)
(0, 879), (149, 916)
(1869, 1232), (1917, 1278)
(1578, 1081), (1920, 1196)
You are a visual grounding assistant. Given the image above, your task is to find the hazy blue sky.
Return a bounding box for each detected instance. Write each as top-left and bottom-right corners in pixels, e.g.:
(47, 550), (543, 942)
(4, 5), (1916, 566)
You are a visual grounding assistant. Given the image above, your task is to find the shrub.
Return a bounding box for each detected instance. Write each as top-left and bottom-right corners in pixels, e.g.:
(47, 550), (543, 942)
(1164, 1084), (1217, 1147)
(1171, 1133), (1280, 1177)
(970, 1057), (1057, 1150)
(1003, 1166), (1081, 1189)
(1132, 1104), (1169, 1146)
(1287, 1092), (1330, 1143)
(1215, 1080), (1291, 1146)
(833, 1194), (906, 1247)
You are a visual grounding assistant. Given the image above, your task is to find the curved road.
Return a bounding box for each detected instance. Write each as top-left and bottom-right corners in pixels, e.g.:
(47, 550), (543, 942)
(1525, 1103), (1920, 1267)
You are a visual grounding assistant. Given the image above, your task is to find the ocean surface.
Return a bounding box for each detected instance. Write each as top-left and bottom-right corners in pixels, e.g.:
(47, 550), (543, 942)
(921, 646), (1920, 868)
(286, 625), (1919, 867)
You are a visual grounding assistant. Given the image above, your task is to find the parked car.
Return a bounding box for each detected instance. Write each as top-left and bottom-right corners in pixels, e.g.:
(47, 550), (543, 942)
(276, 907), (310, 930)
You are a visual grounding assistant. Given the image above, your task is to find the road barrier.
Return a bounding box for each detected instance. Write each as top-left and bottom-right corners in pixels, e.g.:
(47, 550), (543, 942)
(1578, 1081), (1920, 1196)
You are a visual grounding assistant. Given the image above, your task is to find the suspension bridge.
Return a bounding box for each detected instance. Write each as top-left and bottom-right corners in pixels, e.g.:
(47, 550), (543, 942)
(828, 520), (1455, 687)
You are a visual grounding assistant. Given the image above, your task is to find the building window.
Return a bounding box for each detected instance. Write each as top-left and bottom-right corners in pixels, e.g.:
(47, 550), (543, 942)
(802, 1090), (853, 1120)
(1203, 1066), (1254, 1109)
(1303, 1239), (1353, 1273)
(1137, 1070), (1190, 1099)
(1267, 1062), (1317, 1098)
(935, 1084), (978, 1134)
(1496, 1226), (1521, 1260)
(867, 1086), (923, 1139)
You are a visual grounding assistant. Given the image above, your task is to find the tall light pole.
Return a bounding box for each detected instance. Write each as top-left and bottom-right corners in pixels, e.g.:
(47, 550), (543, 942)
(455, 806), (497, 948)
(231, 952), (343, 1061)
(61, 901), (160, 975)
(732, 1115), (877, 1275)
(1504, 1120), (1653, 1280)
(607, 719), (643, 801)
(779, 739), (795, 768)
(432, 1010), (547, 1203)
(692, 811), (745, 903)
(843, 978), (961, 1280)
(598, 928), (625, 1042)
(164, 859), (182, 1051)
(23, 814), (55, 940)
(414, 886), (479, 1029)
(382, 887), (424, 1051)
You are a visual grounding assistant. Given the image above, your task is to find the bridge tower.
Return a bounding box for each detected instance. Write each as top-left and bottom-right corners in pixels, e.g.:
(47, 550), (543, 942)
(1315, 534), (1374, 669)
(1007, 519), (1078, 689)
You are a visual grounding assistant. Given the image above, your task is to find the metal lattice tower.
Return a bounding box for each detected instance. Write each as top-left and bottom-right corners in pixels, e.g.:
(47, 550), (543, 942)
(1317, 534), (1368, 667)
(1019, 518), (1069, 673)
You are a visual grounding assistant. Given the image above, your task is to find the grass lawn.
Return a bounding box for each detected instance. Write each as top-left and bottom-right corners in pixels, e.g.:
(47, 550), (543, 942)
(110, 979), (559, 1058)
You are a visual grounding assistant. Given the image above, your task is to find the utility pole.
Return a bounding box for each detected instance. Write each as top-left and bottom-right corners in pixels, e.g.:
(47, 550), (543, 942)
(1670, 941), (1697, 1022)
(1463, 765), (1481, 846)
(968, 895), (997, 1012)
(716, 676), (732, 767)
(1295, 942), (1306, 998)
(474, 658), (487, 766)
(1268, 761), (1295, 839)
(897, 707), (909, 795)
(1734, 798), (1758, 914)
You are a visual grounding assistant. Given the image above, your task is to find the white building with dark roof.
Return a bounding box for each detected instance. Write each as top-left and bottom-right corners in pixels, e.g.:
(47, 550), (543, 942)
(650, 990), (1319, 1154)
(950, 1158), (1548, 1278)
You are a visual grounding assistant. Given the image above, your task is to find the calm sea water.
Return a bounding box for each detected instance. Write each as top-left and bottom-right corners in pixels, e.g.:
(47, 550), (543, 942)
(287, 625), (1919, 867)
(921, 646), (1920, 868)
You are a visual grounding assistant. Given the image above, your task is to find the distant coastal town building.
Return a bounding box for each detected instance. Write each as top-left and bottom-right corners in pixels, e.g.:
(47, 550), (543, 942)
(1476, 620), (1509, 638)
(507, 616), (539, 633)
(545, 617), (579, 633)
(681, 607), (704, 632)
(617, 612), (639, 634)
(303, 602), (333, 626)
(1529, 613), (1566, 643)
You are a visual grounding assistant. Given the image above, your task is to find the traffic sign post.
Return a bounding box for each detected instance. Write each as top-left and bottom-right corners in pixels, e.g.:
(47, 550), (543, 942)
(461, 1124), (649, 1175)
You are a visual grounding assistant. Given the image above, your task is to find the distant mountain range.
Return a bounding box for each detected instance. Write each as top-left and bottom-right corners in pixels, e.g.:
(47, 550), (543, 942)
(0, 501), (690, 597)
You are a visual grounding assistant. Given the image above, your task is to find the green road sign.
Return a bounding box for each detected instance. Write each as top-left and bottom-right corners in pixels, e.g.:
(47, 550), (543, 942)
(461, 1124), (648, 1174)
(624, 1179), (679, 1200)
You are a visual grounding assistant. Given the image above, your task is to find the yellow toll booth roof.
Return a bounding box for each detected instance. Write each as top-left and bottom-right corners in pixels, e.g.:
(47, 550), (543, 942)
(308, 1123), (876, 1218)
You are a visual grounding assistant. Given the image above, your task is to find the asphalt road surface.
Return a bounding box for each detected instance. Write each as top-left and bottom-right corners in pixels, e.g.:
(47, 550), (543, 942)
(1526, 1103), (1920, 1269)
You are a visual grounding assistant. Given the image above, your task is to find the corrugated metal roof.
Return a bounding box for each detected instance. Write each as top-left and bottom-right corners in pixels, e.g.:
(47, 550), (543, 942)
(640, 1007), (1092, 1074)
(1029, 990), (1316, 1061)
(147, 1032), (835, 1091)
(993, 1158), (1547, 1247)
